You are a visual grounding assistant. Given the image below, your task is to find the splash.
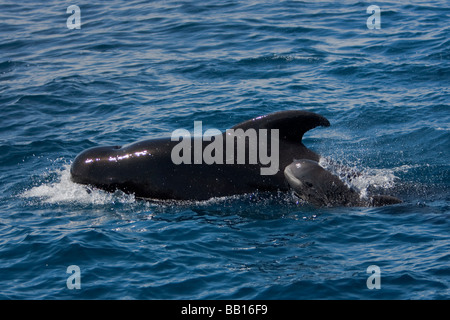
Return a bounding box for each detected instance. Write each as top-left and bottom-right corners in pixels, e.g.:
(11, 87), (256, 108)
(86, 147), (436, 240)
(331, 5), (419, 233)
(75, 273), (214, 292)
(319, 157), (400, 199)
(21, 164), (136, 205)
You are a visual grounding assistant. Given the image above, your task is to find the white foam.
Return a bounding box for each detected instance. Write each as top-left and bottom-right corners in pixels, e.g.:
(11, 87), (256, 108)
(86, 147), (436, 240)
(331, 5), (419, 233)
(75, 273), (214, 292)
(319, 157), (401, 199)
(21, 164), (136, 205)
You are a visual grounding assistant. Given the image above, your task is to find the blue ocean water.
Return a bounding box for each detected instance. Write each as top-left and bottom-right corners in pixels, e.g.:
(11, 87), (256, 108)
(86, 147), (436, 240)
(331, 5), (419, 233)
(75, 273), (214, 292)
(0, 0), (449, 300)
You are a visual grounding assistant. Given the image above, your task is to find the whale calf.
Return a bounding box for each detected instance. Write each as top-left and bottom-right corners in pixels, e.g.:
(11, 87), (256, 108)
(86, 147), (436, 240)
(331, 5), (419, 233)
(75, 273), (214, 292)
(284, 159), (402, 207)
(70, 110), (401, 206)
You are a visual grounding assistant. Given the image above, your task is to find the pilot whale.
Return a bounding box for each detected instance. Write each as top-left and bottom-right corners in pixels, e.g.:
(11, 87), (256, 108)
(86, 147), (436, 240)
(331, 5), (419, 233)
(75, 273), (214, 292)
(70, 110), (401, 206)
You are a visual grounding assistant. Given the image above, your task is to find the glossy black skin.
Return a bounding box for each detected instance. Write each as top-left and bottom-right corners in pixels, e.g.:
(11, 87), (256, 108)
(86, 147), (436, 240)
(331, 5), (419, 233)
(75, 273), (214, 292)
(70, 110), (330, 200)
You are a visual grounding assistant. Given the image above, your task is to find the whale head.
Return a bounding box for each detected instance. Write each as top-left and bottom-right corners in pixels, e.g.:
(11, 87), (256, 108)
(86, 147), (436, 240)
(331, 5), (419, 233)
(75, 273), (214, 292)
(284, 159), (361, 207)
(70, 140), (176, 199)
(70, 145), (125, 190)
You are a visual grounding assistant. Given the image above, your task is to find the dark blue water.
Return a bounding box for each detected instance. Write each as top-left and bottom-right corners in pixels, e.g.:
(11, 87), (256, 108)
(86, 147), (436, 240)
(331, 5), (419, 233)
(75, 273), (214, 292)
(1, 0), (449, 299)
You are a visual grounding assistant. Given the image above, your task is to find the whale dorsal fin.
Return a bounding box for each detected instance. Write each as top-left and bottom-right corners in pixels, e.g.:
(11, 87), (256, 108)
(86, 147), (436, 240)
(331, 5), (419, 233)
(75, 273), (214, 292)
(231, 110), (330, 142)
